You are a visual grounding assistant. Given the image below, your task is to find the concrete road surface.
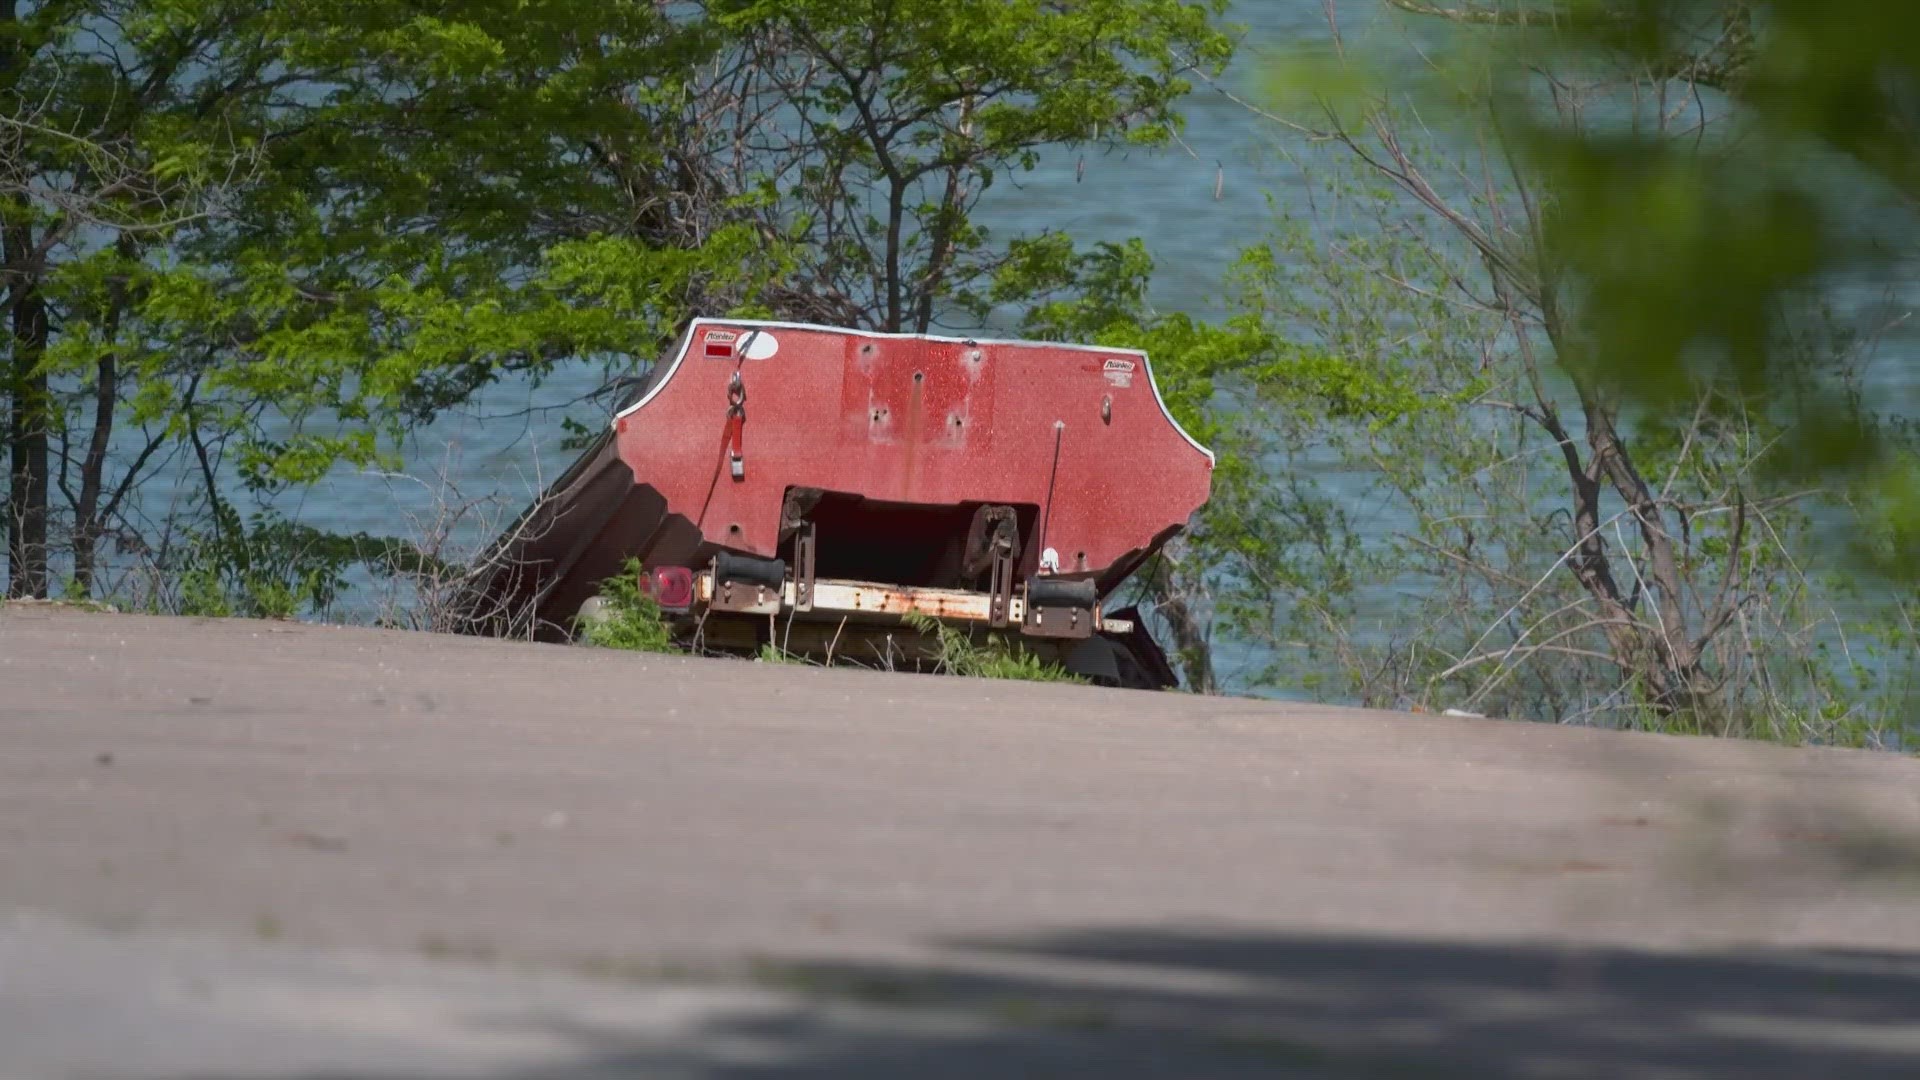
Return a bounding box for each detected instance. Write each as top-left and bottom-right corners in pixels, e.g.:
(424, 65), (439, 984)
(4, 606), (1920, 1078)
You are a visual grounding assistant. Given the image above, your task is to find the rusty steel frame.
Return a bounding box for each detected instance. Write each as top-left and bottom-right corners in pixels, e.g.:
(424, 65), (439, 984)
(692, 571), (1133, 636)
(708, 577), (783, 616)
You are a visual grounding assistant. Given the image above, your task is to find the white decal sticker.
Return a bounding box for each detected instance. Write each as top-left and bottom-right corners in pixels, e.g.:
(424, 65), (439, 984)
(743, 331), (780, 360)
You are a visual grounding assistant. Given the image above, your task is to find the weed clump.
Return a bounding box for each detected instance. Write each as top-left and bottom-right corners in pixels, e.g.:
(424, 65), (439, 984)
(579, 558), (676, 653)
(756, 642), (803, 665)
(902, 611), (1083, 684)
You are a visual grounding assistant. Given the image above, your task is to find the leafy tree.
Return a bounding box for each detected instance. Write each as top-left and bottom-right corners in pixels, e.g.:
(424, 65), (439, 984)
(1377, 0), (1920, 572)
(199, 0), (1237, 491)
(162, 0), (788, 490)
(703, 0), (1236, 332)
(1, 0), (294, 597)
(3, 0), (1245, 626)
(1213, 0), (1918, 739)
(0, 0), (793, 604)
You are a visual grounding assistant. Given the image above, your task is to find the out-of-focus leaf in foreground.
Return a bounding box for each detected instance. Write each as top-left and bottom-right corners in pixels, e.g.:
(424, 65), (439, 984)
(1343, 0), (1920, 577)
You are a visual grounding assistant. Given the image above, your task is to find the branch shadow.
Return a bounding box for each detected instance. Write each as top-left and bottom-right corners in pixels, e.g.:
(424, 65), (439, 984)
(272, 929), (1920, 1080)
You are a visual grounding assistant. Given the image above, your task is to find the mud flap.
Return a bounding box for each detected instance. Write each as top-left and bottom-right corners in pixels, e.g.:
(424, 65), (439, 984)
(1063, 636), (1124, 684)
(1099, 605), (1180, 690)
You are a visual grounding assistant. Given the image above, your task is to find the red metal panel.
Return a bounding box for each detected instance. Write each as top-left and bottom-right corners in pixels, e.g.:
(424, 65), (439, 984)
(611, 319), (1213, 586)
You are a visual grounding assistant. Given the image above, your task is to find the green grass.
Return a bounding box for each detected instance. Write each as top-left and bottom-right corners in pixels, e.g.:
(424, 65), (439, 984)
(757, 641), (805, 665)
(0, 596), (116, 614)
(903, 611), (1084, 684)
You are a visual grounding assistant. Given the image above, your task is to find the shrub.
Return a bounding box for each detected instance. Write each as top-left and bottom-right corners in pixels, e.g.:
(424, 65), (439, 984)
(579, 559), (676, 653)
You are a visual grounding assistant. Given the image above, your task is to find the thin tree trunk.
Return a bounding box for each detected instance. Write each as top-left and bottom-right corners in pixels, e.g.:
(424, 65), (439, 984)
(1157, 592), (1218, 695)
(5, 238), (49, 598)
(883, 175), (905, 332)
(72, 350), (116, 596)
(1534, 282), (1707, 720)
(912, 97), (975, 334)
(2, 0), (58, 598)
(70, 238), (136, 598)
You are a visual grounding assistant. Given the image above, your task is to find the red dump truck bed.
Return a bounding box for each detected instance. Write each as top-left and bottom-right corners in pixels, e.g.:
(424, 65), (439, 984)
(454, 319), (1214, 686)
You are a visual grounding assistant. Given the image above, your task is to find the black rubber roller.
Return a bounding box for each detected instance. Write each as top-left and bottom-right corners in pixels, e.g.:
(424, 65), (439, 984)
(713, 550), (787, 590)
(1026, 576), (1098, 607)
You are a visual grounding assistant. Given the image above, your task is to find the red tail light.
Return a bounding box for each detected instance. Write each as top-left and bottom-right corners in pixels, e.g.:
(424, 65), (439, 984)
(643, 566), (695, 611)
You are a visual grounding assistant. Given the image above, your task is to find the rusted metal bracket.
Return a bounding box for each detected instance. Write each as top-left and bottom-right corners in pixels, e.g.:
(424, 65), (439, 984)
(962, 505), (1021, 578)
(710, 578), (780, 615)
(988, 548), (1015, 628)
(793, 521), (817, 613)
(962, 504), (1021, 628)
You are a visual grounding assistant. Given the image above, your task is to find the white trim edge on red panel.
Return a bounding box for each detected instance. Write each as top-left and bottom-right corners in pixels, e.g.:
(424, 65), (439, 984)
(611, 318), (1215, 466)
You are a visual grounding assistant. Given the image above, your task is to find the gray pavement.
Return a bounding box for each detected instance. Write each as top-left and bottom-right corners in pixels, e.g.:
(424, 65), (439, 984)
(4, 607), (1920, 1077)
